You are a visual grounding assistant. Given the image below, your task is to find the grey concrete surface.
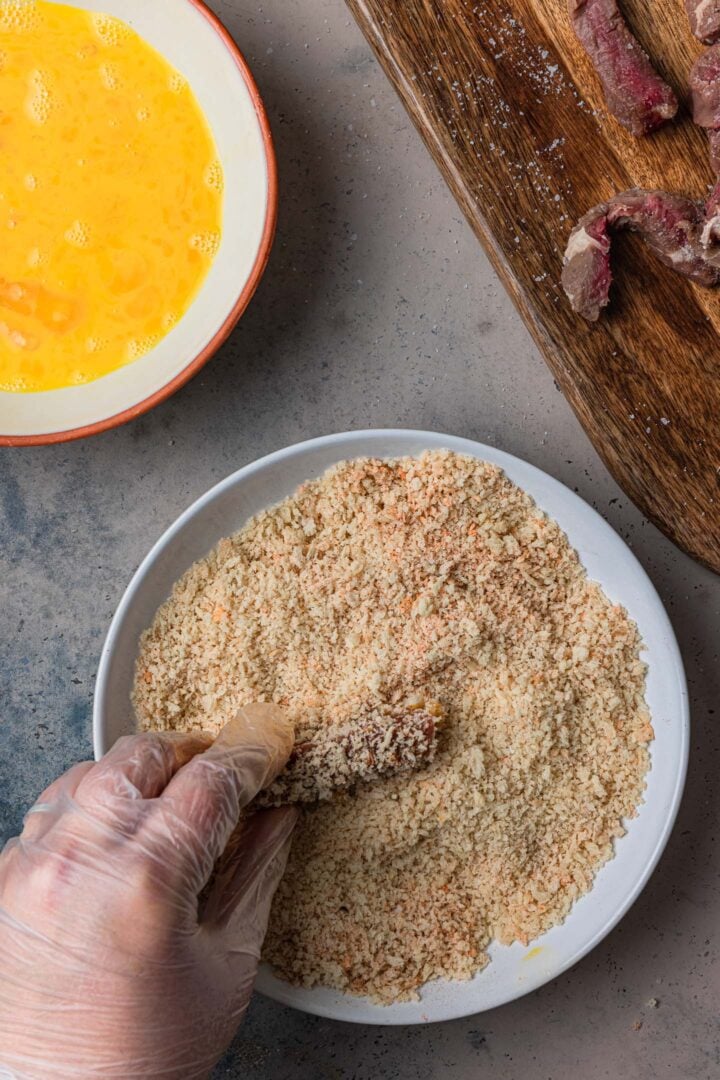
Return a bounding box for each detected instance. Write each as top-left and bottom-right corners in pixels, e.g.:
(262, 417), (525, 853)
(1, 1), (718, 1077)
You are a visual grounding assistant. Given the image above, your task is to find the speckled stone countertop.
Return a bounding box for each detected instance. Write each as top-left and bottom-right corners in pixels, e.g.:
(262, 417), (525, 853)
(2, 2), (719, 1077)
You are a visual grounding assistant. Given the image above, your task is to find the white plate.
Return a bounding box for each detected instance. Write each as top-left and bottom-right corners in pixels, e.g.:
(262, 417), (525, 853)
(1, 0), (274, 444)
(94, 430), (689, 1025)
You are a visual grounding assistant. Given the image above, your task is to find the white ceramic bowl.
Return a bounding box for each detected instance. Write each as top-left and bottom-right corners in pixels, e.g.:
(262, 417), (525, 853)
(94, 430), (689, 1024)
(1, 0), (275, 446)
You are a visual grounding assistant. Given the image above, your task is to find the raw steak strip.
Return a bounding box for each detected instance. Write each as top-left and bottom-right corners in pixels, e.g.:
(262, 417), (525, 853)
(691, 46), (720, 173)
(686, 0), (720, 45)
(568, 0), (678, 136)
(562, 189), (720, 321)
(561, 212), (612, 323)
(688, 47), (720, 258)
(255, 707), (440, 807)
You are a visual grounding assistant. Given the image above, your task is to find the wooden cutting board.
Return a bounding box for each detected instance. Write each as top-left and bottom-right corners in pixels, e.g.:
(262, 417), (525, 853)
(346, 0), (720, 573)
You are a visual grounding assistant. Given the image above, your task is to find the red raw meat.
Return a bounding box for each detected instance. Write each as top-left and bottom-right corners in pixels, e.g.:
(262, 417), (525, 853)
(691, 46), (720, 172)
(686, 0), (720, 45)
(569, 0), (678, 136)
(562, 190), (720, 321)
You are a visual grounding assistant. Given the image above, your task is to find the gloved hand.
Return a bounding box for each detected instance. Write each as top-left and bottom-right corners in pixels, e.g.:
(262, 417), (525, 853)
(0, 705), (298, 1080)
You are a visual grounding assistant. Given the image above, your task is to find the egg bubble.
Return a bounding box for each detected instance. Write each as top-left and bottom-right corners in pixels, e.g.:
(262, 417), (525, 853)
(26, 68), (54, 125)
(100, 63), (121, 91)
(27, 247), (46, 267)
(64, 220), (91, 248)
(1, 369), (32, 390)
(91, 13), (133, 47)
(169, 72), (187, 94)
(204, 160), (224, 194)
(189, 230), (221, 258)
(163, 312), (178, 330)
(4, 324), (38, 351)
(136, 106), (150, 122)
(127, 335), (159, 361)
(10, 329), (26, 347)
(24, 173), (37, 191)
(0, 1), (40, 33)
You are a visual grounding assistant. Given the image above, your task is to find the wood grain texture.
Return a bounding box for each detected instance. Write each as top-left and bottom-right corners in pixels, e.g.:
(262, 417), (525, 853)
(346, 0), (720, 573)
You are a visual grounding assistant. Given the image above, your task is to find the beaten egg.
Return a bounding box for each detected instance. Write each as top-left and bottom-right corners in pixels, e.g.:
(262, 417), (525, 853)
(0, 0), (223, 392)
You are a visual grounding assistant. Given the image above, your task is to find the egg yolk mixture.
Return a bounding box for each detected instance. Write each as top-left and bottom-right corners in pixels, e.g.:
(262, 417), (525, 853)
(0, 0), (223, 392)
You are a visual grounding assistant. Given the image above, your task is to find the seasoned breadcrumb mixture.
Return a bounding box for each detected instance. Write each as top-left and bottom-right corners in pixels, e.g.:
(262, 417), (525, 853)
(134, 451), (652, 1004)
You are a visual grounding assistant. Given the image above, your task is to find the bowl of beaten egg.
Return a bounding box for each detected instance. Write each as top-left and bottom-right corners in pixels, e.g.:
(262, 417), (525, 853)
(0, 0), (276, 445)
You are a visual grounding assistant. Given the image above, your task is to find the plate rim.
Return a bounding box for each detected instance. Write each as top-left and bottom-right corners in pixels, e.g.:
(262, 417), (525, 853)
(93, 428), (690, 1024)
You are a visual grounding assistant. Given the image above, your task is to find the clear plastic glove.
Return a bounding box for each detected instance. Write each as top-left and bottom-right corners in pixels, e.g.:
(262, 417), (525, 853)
(0, 705), (297, 1080)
